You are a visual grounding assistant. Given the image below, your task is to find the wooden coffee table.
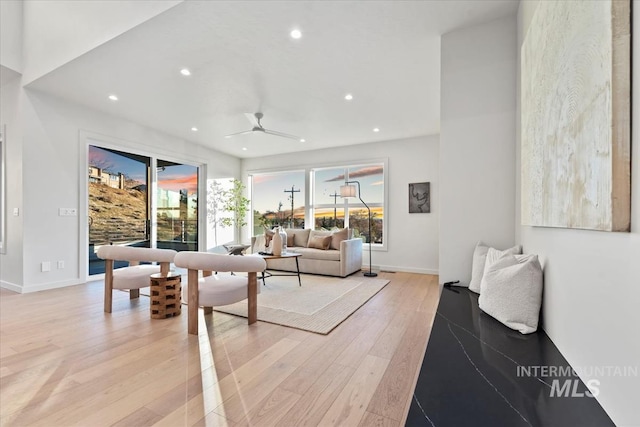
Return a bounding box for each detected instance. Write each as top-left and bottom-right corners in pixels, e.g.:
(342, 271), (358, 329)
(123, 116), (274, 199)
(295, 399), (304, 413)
(255, 252), (302, 286)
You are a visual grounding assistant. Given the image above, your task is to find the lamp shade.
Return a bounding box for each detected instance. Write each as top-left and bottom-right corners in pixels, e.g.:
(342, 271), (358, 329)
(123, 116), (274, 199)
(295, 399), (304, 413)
(340, 184), (357, 198)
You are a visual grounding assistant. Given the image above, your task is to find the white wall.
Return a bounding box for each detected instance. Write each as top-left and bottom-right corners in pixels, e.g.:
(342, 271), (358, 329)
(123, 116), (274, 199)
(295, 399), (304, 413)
(0, 75), (24, 288)
(0, 0), (23, 73)
(517, 2), (640, 425)
(439, 16), (517, 286)
(22, 0), (181, 84)
(242, 136), (440, 274)
(2, 88), (240, 293)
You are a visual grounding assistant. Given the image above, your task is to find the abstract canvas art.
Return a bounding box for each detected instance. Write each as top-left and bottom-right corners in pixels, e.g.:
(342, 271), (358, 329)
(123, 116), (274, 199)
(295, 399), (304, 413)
(409, 182), (430, 213)
(521, 0), (631, 231)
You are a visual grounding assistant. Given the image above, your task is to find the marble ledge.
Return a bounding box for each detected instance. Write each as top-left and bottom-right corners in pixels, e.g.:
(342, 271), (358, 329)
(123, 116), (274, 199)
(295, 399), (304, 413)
(406, 286), (614, 427)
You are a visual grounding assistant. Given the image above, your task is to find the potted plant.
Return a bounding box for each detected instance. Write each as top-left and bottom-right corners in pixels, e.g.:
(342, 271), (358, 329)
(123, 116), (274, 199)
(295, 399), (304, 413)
(211, 179), (250, 243)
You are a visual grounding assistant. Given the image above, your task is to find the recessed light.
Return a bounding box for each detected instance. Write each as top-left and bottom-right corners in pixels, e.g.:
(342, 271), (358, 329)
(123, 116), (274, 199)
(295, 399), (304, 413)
(344, 94), (353, 101)
(290, 29), (302, 39)
(191, 127), (198, 132)
(300, 139), (306, 143)
(373, 128), (380, 132)
(180, 68), (191, 76)
(242, 147), (248, 151)
(108, 94), (118, 101)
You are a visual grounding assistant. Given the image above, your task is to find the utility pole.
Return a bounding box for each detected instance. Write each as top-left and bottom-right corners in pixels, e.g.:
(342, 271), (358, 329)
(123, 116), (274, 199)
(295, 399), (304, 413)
(284, 185), (300, 228)
(329, 191), (340, 225)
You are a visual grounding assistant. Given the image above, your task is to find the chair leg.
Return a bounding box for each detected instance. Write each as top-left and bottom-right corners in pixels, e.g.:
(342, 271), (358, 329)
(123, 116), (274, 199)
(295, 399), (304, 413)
(203, 307), (213, 314)
(130, 289), (139, 299)
(104, 259), (114, 313)
(248, 272), (257, 325)
(188, 269), (199, 335)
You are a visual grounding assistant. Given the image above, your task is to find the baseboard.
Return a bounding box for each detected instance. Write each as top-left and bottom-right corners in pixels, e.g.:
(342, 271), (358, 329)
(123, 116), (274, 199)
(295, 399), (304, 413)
(373, 265), (438, 275)
(6, 278), (85, 294)
(0, 280), (22, 293)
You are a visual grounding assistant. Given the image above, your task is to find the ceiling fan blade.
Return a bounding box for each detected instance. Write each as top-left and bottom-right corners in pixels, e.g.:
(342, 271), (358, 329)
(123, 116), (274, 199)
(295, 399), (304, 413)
(263, 129), (303, 141)
(244, 112), (261, 128)
(224, 129), (254, 138)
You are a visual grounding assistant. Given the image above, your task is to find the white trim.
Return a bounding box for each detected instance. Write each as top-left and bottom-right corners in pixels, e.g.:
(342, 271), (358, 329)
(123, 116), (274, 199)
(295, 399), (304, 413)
(2, 278), (86, 294)
(375, 265), (439, 275)
(0, 280), (22, 293)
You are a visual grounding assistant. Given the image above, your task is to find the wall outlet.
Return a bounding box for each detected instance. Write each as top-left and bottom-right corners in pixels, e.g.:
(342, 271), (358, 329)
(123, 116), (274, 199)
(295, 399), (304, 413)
(41, 262), (51, 272)
(57, 260), (64, 269)
(59, 208), (78, 216)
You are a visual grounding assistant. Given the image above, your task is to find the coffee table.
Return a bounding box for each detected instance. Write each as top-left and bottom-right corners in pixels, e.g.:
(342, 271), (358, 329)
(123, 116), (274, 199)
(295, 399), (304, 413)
(255, 252), (302, 286)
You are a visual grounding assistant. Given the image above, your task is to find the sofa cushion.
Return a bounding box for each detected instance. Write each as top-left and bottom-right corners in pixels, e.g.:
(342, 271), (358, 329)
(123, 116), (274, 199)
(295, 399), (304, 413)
(287, 233), (295, 248)
(285, 228), (311, 247)
(293, 247), (341, 261)
(309, 235), (332, 250)
(330, 228), (350, 250)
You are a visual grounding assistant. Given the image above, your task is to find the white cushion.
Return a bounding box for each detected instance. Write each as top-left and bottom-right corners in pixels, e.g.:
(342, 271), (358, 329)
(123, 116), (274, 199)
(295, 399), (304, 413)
(196, 274), (261, 307)
(112, 265), (161, 289)
(478, 253), (543, 334)
(468, 242), (489, 293)
(469, 243), (522, 294)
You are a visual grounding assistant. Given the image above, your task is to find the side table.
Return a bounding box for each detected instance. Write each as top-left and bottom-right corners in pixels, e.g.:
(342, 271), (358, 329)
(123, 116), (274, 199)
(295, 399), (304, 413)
(149, 271), (182, 319)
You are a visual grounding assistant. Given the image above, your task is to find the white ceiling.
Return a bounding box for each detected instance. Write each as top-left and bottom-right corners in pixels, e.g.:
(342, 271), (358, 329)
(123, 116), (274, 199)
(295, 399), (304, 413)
(26, 0), (518, 158)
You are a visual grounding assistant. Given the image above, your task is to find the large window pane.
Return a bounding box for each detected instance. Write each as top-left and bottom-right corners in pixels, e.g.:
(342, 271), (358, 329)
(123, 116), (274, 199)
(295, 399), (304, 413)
(349, 207), (383, 244)
(88, 145), (150, 275)
(314, 207), (345, 230)
(347, 165), (384, 204)
(252, 171), (305, 234)
(157, 160), (198, 251)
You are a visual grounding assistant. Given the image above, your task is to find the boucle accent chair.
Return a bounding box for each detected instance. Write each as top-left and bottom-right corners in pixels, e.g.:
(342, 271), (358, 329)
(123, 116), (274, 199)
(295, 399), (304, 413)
(96, 245), (177, 313)
(173, 252), (267, 335)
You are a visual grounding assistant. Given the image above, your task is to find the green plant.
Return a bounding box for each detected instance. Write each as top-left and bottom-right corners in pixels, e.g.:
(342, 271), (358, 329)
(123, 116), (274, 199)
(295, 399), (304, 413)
(219, 179), (250, 242)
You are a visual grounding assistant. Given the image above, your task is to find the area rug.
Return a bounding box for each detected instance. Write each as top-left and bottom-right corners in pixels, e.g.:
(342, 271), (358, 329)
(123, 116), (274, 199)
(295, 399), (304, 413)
(212, 274), (390, 334)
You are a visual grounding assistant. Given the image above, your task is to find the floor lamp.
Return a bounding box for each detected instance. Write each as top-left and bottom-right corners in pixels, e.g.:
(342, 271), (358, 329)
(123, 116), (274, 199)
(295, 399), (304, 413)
(340, 181), (377, 277)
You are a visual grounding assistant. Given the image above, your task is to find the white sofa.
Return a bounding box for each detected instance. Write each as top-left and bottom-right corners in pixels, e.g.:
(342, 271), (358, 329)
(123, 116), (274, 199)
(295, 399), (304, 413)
(251, 228), (363, 277)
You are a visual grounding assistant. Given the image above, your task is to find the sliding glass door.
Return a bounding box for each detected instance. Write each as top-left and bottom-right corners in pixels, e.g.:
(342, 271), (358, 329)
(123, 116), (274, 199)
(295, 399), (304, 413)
(156, 160), (198, 251)
(88, 146), (199, 275)
(88, 146), (151, 275)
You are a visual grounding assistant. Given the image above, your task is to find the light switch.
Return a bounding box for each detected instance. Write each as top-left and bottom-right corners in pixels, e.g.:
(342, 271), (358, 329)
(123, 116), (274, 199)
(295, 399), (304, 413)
(13, 208), (19, 216)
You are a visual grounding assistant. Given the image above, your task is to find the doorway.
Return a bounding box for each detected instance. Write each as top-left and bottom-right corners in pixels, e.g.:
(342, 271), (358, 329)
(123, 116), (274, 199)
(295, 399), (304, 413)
(88, 145), (199, 275)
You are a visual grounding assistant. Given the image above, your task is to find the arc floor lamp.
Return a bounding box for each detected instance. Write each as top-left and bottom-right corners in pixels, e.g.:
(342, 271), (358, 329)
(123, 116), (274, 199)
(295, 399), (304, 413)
(340, 181), (377, 277)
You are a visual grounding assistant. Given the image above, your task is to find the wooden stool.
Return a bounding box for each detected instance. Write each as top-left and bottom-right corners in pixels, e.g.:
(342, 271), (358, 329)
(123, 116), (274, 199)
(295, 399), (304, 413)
(149, 272), (182, 319)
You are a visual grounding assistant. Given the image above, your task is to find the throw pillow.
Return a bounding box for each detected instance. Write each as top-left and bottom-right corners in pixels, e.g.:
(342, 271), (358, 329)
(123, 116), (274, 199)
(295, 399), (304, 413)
(330, 228), (350, 250)
(286, 228), (311, 247)
(478, 253), (543, 334)
(308, 230), (332, 247)
(308, 235), (332, 250)
(481, 245), (522, 291)
(468, 242), (489, 293)
(469, 243), (522, 294)
(287, 233), (295, 248)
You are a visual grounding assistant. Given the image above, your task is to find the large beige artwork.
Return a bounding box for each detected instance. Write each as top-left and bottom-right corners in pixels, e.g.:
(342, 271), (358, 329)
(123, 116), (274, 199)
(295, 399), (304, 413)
(521, 0), (631, 231)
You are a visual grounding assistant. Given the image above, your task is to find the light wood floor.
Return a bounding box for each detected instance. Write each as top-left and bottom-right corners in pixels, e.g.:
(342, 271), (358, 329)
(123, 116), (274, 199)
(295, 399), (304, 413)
(0, 272), (439, 426)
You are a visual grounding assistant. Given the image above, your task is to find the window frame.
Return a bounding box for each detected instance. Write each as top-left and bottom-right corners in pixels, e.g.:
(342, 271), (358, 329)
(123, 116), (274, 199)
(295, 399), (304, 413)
(247, 157), (388, 251)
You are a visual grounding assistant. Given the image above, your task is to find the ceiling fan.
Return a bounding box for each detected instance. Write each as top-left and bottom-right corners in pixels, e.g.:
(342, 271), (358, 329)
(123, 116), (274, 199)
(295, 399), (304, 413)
(225, 112), (303, 141)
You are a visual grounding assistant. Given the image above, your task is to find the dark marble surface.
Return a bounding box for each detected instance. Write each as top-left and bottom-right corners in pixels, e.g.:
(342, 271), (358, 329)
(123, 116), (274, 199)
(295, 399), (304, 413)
(406, 286), (614, 427)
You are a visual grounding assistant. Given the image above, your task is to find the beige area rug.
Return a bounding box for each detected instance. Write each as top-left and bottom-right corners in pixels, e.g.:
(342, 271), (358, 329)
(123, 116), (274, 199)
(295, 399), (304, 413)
(212, 274), (390, 334)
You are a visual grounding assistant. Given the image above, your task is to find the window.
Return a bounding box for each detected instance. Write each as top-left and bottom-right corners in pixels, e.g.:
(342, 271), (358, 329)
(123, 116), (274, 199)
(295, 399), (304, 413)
(312, 163), (385, 245)
(251, 170), (305, 235)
